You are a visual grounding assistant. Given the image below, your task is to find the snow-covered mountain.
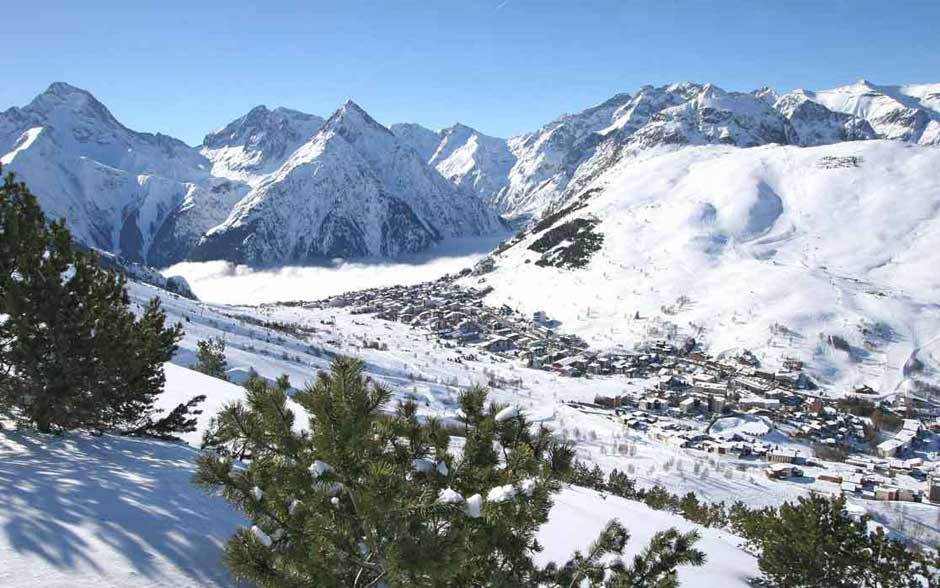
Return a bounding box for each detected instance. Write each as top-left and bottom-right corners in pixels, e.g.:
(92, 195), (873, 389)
(391, 122), (516, 202)
(0, 82), (214, 264)
(3, 79), (939, 266)
(191, 101), (506, 264)
(490, 93), (633, 222)
(794, 80), (940, 145)
(0, 85), (506, 266)
(201, 105), (325, 185)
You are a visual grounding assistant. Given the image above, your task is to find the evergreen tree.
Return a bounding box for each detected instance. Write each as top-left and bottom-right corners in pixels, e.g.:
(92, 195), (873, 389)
(195, 358), (704, 587)
(194, 336), (228, 380)
(0, 166), (201, 435)
(753, 494), (922, 588)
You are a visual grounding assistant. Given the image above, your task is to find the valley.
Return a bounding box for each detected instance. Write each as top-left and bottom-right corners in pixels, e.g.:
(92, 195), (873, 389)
(3, 73), (940, 586)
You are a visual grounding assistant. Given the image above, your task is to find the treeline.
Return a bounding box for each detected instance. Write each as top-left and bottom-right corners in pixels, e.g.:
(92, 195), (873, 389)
(569, 462), (940, 587)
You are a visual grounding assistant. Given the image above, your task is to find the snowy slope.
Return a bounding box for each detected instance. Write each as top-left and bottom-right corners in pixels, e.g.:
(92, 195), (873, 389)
(192, 101), (506, 264)
(491, 93), (633, 221)
(0, 430), (243, 588)
(466, 140), (940, 394)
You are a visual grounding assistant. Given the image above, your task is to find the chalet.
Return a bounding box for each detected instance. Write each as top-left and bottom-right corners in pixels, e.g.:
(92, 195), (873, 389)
(766, 463), (799, 479)
(679, 397), (699, 414)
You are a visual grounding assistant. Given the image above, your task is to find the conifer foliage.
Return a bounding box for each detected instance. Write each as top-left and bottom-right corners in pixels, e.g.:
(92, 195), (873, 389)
(194, 336), (229, 380)
(0, 167), (202, 435)
(196, 358), (705, 587)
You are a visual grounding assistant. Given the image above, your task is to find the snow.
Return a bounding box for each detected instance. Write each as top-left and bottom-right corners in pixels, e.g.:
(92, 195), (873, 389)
(463, 494), (483, 518)
(538, 487), (759, 587)
(0, 431), (242, 588)
(249, 526), (272, 548)
(486, 484), (517, 503)
(309, 460), (334, 478)
(437, 488), (464, 505)
(519, 478), (537, 496)
(494, 405), (521, 422)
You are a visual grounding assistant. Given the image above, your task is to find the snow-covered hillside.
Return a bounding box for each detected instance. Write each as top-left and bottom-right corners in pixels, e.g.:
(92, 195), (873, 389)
(192, 101), (506, 264)
(468, 140), (940, 395)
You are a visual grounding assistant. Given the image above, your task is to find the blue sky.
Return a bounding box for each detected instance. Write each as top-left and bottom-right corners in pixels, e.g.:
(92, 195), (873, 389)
(4, 0), (938, 145)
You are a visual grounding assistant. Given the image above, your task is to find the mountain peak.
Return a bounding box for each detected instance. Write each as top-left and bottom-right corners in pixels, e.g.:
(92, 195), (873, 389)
(325, 100), (390, 136)
(45, 81), (92, 96)
(246, 104), (271, 115)
(24, 81), (121, 127)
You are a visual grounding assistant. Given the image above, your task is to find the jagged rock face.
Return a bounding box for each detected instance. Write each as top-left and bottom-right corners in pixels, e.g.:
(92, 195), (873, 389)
(201, 106), (324, 184)
(774, 93), (876, 146)
(191, 102), (505, 265)
(627, 85), (788, 149)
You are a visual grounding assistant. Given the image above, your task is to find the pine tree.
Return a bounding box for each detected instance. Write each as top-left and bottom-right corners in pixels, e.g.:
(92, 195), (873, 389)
(0, 166), (201, 435)
(195, 358), (704, 587)
(194, 336), (228, 380)
(753, 495), (922, 588)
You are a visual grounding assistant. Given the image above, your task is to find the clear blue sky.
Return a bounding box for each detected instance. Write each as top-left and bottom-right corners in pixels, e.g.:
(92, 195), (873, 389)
(3, 0), (938, 145)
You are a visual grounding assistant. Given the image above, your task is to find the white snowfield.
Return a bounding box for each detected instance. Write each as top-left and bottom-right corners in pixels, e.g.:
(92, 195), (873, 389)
(471, 140), (940, 395)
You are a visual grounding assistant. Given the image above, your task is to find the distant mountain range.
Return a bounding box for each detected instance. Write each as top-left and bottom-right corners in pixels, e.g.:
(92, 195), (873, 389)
(1, 79), (937, 266)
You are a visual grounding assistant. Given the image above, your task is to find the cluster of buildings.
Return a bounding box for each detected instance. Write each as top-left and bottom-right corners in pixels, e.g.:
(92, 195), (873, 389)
(316, 278), (599, 374)
(315, 276), (940, 506)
